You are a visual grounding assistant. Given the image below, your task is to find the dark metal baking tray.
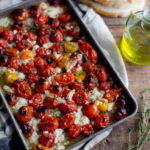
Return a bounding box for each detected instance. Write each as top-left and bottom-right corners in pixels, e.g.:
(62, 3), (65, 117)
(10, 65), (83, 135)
(0, 0), (138, 150)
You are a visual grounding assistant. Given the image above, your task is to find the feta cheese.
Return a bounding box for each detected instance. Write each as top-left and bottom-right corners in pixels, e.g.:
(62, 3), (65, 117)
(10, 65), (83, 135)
(3, 85), (14, 93)
(67, 90), (75, 101)
(28, 132), (39, 145)
(43, 42), (53, 49)
(17, 72), (25, 80)
(55, 67), (62, 74)
(108, 102), (115, 111)
(0, 67), (7, 74)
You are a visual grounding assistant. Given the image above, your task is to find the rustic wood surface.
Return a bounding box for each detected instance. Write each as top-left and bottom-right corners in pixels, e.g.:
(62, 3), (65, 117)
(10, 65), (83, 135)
(92, 0), (150, 150)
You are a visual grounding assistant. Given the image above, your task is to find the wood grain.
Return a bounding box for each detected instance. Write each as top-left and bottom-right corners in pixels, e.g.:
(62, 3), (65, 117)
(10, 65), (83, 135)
(92, 0), (150, 150)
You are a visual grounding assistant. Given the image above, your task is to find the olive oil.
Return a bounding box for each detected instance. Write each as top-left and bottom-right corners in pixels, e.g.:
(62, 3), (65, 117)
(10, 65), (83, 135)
(120, 10), (150, 65)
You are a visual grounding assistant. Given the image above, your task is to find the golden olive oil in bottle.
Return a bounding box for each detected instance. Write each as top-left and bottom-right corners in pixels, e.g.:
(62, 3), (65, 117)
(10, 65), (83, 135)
(120, 9), (150, 65)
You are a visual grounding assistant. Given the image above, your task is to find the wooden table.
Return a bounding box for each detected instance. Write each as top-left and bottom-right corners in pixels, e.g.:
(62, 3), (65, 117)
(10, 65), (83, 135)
(93, 0), (150, 150)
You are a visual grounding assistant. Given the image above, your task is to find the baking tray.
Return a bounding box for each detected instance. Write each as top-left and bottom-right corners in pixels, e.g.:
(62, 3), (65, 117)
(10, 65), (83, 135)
(0, 0), (138, 150)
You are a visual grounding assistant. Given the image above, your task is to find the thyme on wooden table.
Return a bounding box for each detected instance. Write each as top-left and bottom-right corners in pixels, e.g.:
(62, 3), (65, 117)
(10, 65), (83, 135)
(127, 88), (150, 150)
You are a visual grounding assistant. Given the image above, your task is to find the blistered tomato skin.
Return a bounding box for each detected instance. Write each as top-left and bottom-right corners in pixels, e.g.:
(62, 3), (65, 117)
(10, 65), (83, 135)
(22, 123), (33, 137)
(51, 30), (63, 43)
(38, 27), (51, 36)
(49, 85), (62, 97)
(13, 20), (25, 30)
(50, 43), (63, 54)
(9, 57), (20, 70)
(69, 82), (85, 90)
(97, 66), (108, 82)
(30, 6), (42, 18)
(5, 93), (17, 105)
(83, 62), (98, 73)
(13, 8), (28, 20)
(16, 40), (32, 50)
(34, 57), (47, 69)
(81, 124), (93, 136)
(62, 89), (71, 99)
(87, 48), (98, 64)
(80, 42), (92, 53)
(14, 30), (24, 41)
(20, 63), (36, 75)
(39, 65), (56, 77)
(3, 29), (14, 43)
(44, 97), (59, 109)
(114, 107), (128, 120)
(35, 13), (48, 25)
(24, 32), (37, 41)
(36, 47), (48, 57)
(49, 18), (60, 28)
(99, 81), (112, 91)
(0, 38), (7, 49)
(115, 98), (127, 108)
(5, 48), (20, 57)
(37, 35), (50, 46)
(68, 124), (81, 139)
(58, 13), (72, 24)
(44, 54), (57, 67)
(25, 73), (40, 85)
(29, 93), (42, 107)
(57, 55), (69, 68)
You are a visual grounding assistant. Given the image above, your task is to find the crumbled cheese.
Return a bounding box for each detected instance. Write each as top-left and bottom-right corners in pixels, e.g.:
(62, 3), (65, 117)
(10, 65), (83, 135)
(76, 65), (83, 72)
(28, 132), (39, 145)
(0, 17), (14, 28)
(29, 118), (40, 132)
(67, 90), (75, 101)
(65, 60), (77, 72)
(7, 42), (16, 48)
(65, 36), (73, 42)
(0, 67), (7, 74)
(108, 102), (115, 112)
(55, 67), (62, 74)
(25, 18), (34, 27)
(49, 108), (61, 118)
(58, 97), (66, 103)
(53, 52), (61, 59)
(39, 2), (49, 10)
(13, 30), (18, 34)
(43, 42), (53, 49)
(3, 85), (14, 93)
(17, 72), (25, 80)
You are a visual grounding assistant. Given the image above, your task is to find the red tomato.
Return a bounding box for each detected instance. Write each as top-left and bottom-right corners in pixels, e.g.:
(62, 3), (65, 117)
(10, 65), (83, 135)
(58, 13), (72, 23)
(17, 106), (33, 122)
(84, 73), (98, 90)
(16, 40), (32, 50)
(49, 18), (60, 28)
(37, 35), (50, 46)
(59, 113), (75, 130)
(50, 43), (63, 54)
(0, 38), (7, 48)
(58, 25), (67, 34)
(95, 114), (110, 129)
(115, 98), (127, 108)
(0, 55), (8, 66)
(35, 78), (50, 94)
(20, 63), (36, 74)
(5, 48), (20, 57)
(70, 52), (83, 65)
(49, 85), (62, 97)
(39, 133), (56, 148)
(51, 30), (63, 43)
(36, 47), (48, 57)
(81, 124), (93, 136)
(29, 93), (42, 107)
(82, 103), (99, 119)
(62, 89), (71, 99)
(80, 42), (92, 53)
(9, 57), (20, 70)
(14, 30), (25, 41)
(99, 81), (112, 91)
(83, 62), (98, 73)
(44, 97), (59, 109)
(72, 91), (89, 105)
(68, 124), (81, 139)
(97, 66), (108, 82)
(35, 13), (48, 25)
(0, 27), (3, 35)
(39, 117), (59, 132)
(22, 123), (33, 137)
(39, 65), (56, 77)
(70, 82), (85, 90)
(34, 57), (47, 69)
(34, 105), (49, 119)
(54, 72), (75, 87)
(87, 48), (98, 64)
(5, 93), (17, 105)
(68, 25), (79, 36)
(114, 108), (128, 120)
(25, 73), (40, 84)
(24, 32), (37, 41)
(13, 20), (25, 30)
(30, 6), (42, 18)
(13, 80), (32, 99)
(13, 8), (28, 20)
(38, 27), (51, 36)
(103, 88), (121, 103)
(50, 0), (61, 6)
(44, 54), (57, 67)
(59, 101), (77, 114)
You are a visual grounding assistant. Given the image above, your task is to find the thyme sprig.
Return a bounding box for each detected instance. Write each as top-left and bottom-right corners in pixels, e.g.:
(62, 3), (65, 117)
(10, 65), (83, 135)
(127, 88), (150, 150)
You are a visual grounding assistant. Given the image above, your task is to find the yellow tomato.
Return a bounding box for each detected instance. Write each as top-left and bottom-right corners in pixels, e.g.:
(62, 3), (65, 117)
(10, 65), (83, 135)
(64, 42), (79, 53)
(32, 144), (50, 150)
(95, 100), (108, 112)
(57, 55), (70, 68)
(74, 70), (86, 81)
(5, 71), (18, 84)
(21, 50), (34, 60)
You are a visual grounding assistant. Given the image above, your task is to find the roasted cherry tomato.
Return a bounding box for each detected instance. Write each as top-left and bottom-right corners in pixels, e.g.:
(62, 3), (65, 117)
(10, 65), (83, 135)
(68, 124), (81, 139)
(68, 25), (79, 36)
(0, 55), (8, 66)
(35, 78), (50, 94)
(74, 70), (86, 81)
(5, 93), (17, 105)
(9, 57), (20, 70)
(34, 57), (47, 69)
(87, 48), (98, 64)
(103, 88), (121, 103)
(35, 13), (48, 25)
(70, 52), (83, 65)
(44, 54), (57, 67)
(114, 107), (128, 120)
(58, 25), (67, 34)
(39, 117), (59, 132)
(13, 79), (32, 99)
(24, 32), (37, 41)
(25, 73), (40, 84)
(54, 72), (75, 87)
(22, 123), (33, 137)
(49, 18), (60, 28)
(14, 30), (24, 41)
(72, 90), (89, 105)
(39, 65), (56, 77)
(49, 85), (62, 97)
(13, 20), (25, 30)
(20, 50), (34, 60)
(20, 63), (36, 74)
(80, 42), (92, 53)
(62, 89), (71, 99)
(82, 103), (99, 119)
(115, 98), (127, 108)
(64, 42), (79, 53)
(69, 82), (85, 90)
(38, 27), (51, 36)
(39, 133), (56, 148)
(57, 55), (70, 68)
(51, 30), (63, 43)
(44, 97), (59, 109)
(58, 13), (72, 24)
(50, 0), (61, 6)
(99, 81), (112, 91)
(5, 71), (18, 84)
(34, 105), (49, 119)
(50, 43), (63, 54)
(29, 93), (42, 107)
(97, 66), (108, 82)
(59, 113), (75, 130)
(37, 35), (50, 46)
(16, 39), (32, 50)
(17, 106), (33, 122)
(81, 124), (93, 136)
(5, 48), (20, 57)
(36, 47), (48, 57)
(95, 114), (110, 129)
(32, 144), (49, 150)
(0, 27), (3, 35)
(13, 8), (28, 20)
(30, 6), (42, 18)
(0, 38), (7, 49)
(95, 100), (109, 112)
(83, 62), (98, 73)
(84, 73), (98, 90)
(59, 101), (77, 114)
